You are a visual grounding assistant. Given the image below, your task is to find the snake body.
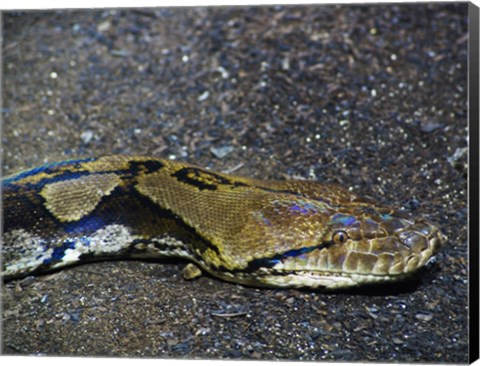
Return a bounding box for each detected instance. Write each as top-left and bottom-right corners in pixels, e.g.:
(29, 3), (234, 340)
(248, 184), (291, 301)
(2, 155), (444, 289)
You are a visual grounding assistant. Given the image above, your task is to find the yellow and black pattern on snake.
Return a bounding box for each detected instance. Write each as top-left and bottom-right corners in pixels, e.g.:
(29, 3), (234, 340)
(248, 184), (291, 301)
(2, 155), (444, 289)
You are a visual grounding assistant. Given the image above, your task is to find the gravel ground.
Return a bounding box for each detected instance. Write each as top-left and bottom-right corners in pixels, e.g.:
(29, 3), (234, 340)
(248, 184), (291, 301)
(1, 4), (468, 362)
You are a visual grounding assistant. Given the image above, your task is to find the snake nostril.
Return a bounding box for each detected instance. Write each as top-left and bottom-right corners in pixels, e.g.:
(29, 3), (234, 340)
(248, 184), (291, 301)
(397, 231), (429, 253)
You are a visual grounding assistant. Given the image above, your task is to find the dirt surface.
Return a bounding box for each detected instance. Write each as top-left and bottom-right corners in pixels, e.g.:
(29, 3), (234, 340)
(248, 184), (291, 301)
(1, 4), (468, 362)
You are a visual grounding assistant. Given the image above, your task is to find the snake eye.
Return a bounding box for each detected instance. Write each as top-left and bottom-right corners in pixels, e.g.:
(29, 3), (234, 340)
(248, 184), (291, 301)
(332, 230), (349, 244)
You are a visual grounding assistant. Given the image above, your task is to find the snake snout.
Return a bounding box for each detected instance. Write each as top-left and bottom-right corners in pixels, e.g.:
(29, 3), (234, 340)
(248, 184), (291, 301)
(397, 230), (430, 253)
(397, 218), (444, 252)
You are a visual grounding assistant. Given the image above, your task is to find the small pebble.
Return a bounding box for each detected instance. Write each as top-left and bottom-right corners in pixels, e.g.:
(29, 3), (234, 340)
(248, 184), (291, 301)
(198, 91), (210, 102)
(210, 145), (234, 159)
(111, 49), (130, 57)
(81, 130), (94, 144)
(420, 120), (443, 133)
(97, 20), (111, 32)
(251, 351), (262, 359)
(393, 337), (404, 345)
(217, 66), (229, 78)
(415, 312), (434, 322)
(447, 147), (467, 168)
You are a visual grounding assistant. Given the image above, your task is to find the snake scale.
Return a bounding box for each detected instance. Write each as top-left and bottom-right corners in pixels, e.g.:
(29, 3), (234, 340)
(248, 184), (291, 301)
(2, 155), (444, 289)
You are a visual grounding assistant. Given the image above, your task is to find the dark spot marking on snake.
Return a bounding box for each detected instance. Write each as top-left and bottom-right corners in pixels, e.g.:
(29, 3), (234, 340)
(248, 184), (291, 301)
(42, 239), (76, 265)
(172, 167), (247, 191)
(63, 214), (106, 235)
(77, 248), (131, 263)
(127, 160), (164, 175)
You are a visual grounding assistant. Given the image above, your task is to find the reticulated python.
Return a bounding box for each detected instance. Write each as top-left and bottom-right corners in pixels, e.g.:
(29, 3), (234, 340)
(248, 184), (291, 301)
(2, 155), (444, 289)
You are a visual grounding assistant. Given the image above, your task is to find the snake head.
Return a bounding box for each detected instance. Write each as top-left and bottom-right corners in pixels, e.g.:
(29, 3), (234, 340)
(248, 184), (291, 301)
(231, 196), (445, 290)
(318, 206), (445, 288)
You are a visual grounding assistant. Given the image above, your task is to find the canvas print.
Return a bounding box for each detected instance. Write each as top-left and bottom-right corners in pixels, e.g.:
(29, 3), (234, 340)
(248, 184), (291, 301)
(1, 3), (469, 362)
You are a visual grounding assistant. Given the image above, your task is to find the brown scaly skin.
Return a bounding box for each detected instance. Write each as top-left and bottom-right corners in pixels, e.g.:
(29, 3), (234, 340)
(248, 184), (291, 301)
(2, 155), (445, 289)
